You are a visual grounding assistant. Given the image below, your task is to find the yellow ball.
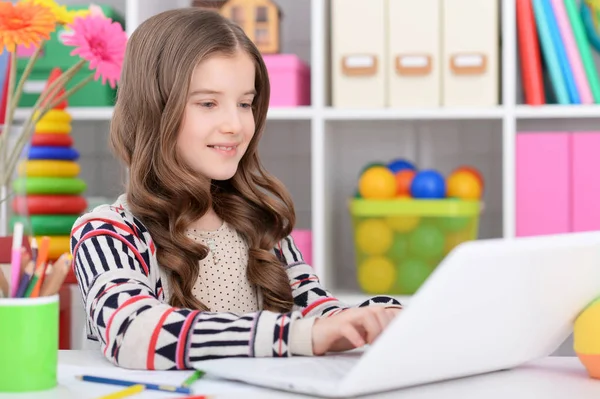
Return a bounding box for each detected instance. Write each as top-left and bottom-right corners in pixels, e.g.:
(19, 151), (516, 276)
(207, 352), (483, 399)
(358, 256), (396, 293)
(386, 215), (420, 233)
(358, 166), (396, 199)
(575, 299), (600, 378)
(446, 170), (483, 200)
(355, 219), (393, 255)
(575, 300), (600, 354)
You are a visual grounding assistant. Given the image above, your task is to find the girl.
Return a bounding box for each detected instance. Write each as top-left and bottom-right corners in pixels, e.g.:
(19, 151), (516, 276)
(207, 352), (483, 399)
(70, 7), (402, 370)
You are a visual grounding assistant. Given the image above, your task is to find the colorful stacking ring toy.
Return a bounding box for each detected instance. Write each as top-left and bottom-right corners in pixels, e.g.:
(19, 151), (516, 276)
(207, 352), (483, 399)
(36, 109), (72, 123)
(11, 214), (80, 236)
(12, 195), (88, 215)
(36, 235), (71, 260)
(13, 177), (87, 195)
(28, 146), (79, 161)
(34, 121), (71, 134)
(31, 134), (74, 147)
(18, 160), (80, 178)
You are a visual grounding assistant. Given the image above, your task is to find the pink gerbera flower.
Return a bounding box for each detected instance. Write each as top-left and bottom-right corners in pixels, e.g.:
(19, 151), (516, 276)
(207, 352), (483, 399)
(63, 15), (127, 88)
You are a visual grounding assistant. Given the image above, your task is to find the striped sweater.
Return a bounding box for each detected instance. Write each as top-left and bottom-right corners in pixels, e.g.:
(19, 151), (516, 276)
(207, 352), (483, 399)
(70, 194), (402, 370)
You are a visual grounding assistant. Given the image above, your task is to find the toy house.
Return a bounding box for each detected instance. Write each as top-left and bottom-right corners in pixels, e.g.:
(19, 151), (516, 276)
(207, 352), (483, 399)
(219, 0), (282, 54)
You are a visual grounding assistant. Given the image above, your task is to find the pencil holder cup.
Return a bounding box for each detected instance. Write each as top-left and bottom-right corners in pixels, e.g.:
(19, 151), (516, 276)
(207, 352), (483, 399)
(0, 295), (59, 392)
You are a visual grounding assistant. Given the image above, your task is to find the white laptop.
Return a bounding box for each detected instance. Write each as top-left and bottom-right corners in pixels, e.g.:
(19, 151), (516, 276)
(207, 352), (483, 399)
(193, 231), (600, 398)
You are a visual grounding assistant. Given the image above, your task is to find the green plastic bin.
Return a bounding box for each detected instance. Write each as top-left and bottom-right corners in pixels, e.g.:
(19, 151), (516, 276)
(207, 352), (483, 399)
(349, 198), (481, 296)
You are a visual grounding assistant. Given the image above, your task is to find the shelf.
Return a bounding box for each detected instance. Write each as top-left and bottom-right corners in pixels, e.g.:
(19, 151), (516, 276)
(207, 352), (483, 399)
(337, 291), (411, 307)
(14, 107), (114, 121)
(266, 106), (314, 120)
(516, 105), (600, 119)
(323, 107), (505, 121)
(13, 106), (315, 122)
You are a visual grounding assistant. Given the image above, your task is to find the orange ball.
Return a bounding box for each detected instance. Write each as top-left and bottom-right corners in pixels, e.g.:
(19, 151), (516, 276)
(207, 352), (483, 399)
(453, 166), (484, 189)
(395, 169), (416, 197)
(446, 170), (482, 200)
(359, 166), (397, 199)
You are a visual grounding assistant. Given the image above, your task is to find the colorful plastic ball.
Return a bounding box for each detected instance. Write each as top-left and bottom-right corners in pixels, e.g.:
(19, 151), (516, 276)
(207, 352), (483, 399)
(397, 258), (432, 294)
(386, 215), (420, 233)
(387, 234), (409, 262)
(410, 170), (446, 199)
(437, 216), (471, 232)
(444, 230), (470, 254)
(355, 218), (393, 255)
(357, 256), (396, 293)
(453, 165), (484, 189)
(574, 298), (600, 378)
(395, 169), (416, 197)
(359, 162), (386, 176)
(408, 224), (445, 260)
(359, 166), (397, 199)
(387, 158), (416, 174)
(446, 170), (483, 200)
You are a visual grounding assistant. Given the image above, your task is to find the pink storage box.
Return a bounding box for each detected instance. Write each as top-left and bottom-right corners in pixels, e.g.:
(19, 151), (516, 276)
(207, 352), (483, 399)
(290, 229), (312, 266)
(572, 132), (600, 232)
(262, 54), (310, 107)
(516, 132), (571, 236)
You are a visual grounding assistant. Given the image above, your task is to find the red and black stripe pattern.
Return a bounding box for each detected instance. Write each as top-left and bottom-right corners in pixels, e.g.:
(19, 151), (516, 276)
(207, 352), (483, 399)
(71, 195), (402, 370)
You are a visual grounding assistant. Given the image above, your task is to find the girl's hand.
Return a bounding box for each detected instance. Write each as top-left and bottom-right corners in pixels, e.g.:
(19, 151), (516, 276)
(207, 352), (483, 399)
(311, 307), (401, 355)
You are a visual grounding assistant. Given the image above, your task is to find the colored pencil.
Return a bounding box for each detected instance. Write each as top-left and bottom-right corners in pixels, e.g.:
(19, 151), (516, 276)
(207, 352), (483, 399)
(181, 370), (205, 387)
(40, 253), (71, 296)
(0, 267), (8, 297)
(94, 384), (145, 399)
(75, 375), (193, 395)
(15, 260), (34, 298)
(27, 236), (50, 298)
(9, 223), (23, 297)
(30, 237), (38, 266)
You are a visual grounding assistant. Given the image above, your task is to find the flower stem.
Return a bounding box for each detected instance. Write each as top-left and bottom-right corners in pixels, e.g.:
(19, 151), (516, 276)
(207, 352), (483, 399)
(2, 59), (87, 185)
(1, 53), (17, 187)
(9, 42), (44, 112)
(48, 73), (94, 110)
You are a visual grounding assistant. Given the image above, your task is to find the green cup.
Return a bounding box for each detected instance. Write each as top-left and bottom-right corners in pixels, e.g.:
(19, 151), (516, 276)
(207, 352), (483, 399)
(0, 295), (59, 392)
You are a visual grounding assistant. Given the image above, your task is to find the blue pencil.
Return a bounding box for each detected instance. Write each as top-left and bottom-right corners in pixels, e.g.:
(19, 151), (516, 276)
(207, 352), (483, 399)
(75, 375), (193, 395)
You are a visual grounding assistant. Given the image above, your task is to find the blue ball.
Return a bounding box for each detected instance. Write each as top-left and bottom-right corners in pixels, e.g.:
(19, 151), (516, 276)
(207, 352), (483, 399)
(387, 158), (416, 174)
(410, 170), (446, 199)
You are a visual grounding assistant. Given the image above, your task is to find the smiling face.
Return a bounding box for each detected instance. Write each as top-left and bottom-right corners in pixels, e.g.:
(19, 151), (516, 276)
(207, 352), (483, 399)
(177, 50), (257, 181)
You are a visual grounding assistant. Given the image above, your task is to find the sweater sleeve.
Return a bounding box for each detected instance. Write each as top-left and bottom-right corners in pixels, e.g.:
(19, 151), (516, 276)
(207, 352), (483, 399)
(277, 235), (403, 319)
(71, 209), (309, 370)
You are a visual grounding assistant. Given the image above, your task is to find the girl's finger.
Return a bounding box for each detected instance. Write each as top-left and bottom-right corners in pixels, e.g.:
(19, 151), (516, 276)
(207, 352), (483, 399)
(355, 311), (382, 344)
(372, 307), (392, 330)
(340, 323), (365, 348)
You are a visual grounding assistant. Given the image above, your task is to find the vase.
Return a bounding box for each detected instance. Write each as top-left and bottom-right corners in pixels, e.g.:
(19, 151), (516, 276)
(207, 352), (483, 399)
(0, 124), (30, 238)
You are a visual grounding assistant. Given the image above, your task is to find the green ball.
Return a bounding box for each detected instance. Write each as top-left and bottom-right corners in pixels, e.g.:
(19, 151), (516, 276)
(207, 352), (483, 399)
(437, 217), (471, 232)
(408, 224), (445, 260)
(387, 233), (409, 262)
(397, 258), (432, 294)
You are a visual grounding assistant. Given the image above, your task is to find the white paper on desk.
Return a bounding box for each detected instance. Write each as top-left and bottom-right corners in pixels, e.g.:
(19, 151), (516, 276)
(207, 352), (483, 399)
(59, 364), (262, 394)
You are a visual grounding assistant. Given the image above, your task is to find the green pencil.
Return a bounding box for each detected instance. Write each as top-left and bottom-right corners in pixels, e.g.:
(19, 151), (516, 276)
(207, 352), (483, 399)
(181, 370), (204, 387)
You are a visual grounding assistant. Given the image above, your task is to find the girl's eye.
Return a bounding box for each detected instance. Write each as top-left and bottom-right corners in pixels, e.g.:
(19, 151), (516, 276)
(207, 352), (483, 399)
(199, 102), (215, 108)
(240, 103), (252, 109)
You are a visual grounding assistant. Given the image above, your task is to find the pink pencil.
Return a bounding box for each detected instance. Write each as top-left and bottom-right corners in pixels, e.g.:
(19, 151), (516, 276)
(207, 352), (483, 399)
(9, 223), (23, 297)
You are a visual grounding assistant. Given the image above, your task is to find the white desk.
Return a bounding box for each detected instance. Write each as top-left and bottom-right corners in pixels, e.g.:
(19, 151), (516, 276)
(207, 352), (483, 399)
(2, 351), (600, 399)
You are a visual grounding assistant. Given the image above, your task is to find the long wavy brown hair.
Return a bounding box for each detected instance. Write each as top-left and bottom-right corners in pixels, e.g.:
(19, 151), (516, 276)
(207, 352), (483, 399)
(109, 8), (296, 312)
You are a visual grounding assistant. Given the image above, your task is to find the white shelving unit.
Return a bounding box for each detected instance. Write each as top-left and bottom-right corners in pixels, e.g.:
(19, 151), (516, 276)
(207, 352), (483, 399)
(28, 1), (600, 313)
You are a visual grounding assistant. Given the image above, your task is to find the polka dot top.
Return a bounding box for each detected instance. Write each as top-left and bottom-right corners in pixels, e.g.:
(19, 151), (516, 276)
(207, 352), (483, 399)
(186, 222), (260, 314)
